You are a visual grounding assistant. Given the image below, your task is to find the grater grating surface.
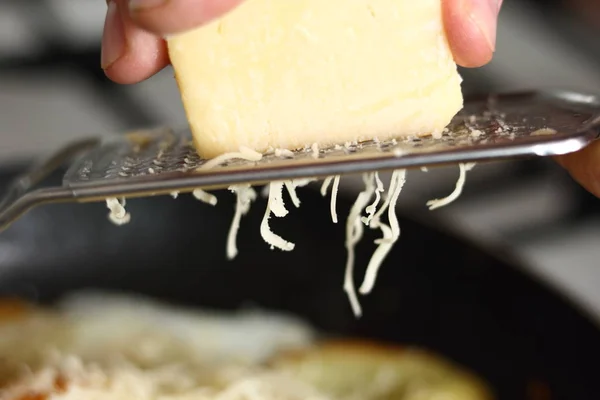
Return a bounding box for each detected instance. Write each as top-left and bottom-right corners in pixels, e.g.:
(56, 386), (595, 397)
(1, 90), (599, 232)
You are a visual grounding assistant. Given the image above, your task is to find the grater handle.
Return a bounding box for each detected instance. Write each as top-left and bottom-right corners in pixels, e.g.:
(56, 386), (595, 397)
(0, 138), (99, 231)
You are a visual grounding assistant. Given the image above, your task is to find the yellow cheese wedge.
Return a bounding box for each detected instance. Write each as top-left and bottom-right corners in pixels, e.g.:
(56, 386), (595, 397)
(167, 0), (463, 159)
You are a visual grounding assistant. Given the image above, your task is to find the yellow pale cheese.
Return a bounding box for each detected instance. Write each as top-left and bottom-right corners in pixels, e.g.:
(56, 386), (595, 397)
(167, 0), (463, 159)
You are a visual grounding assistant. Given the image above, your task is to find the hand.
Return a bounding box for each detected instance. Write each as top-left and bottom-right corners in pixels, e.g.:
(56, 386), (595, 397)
(101, 0), (501, 83)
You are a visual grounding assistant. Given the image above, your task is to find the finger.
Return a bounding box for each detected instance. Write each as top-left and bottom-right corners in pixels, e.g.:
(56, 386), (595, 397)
(127, 0), (245, 36)
(555, 140), (600, 198)
(443, 0), (502, 68)
(102, 0), (170, 84)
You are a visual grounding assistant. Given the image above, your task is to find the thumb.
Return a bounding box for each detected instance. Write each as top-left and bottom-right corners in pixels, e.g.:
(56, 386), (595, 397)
(443, 0), (502, 68)
(128, 0), (245, 36)
(556, 140), (600, 198)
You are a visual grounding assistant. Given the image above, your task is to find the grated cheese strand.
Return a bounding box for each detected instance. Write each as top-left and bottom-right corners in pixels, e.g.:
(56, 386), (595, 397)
(426, 162), (476, 210)
(269, 181), (288, 218)
(320, 176), (340, 223)
(386, 170), (406, 241)
(329, 176), (340, 224)
(260, 182), (295, 251)
(311, 143), (320, 159)
(320, 177), (334, 196)
(344, 173), (377, 318)
(193, 189), (218, 206)
(362, 172), (384, 225)
(360, 222), (393, 295)
(106, 198), (131, 226)
(260, 184), (271, 198)
(274, 148), (295, 158)
(359, 170), (407, 295)
(283, 178), (315, 210)
(292, 178), (316, 187)
(197, 146), (263, 170)
(284, 182), (301, 209)
(226, 185), (257, 260)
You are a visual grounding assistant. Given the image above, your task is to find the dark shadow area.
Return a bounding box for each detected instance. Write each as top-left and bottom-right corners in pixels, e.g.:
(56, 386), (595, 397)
(0, 168), (598, 400)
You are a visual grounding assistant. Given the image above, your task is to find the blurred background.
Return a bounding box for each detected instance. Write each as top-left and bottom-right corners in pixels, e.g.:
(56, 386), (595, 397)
(0, 0), (599, 317)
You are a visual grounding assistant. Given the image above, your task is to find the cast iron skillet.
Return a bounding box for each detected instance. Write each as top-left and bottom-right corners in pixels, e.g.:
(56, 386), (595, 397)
(0, 167), (598, 400)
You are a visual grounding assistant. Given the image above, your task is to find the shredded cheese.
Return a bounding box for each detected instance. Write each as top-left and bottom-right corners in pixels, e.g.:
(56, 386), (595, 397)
(362, 172), (384, 226)
(1, 355), (332, 400)
(311, 143), (320, 159)
(193, 189), (218, 206)
(284, 182), (302, 209)
(226, 185), (258, 260)
(320, 177), (334, 196)
(343, 173), (377, 317)
(197, 147), (263, 171)
(106, 198), (130, 226)
(359, 170), (406, 295)
(274, 148), (295, 158)
(102, 135), (476, 315)
(260, 182), (295, 251)
(426, 163), (476, 210)
(320, 176), (340, 223)
(283, 178), (316, 209)
(260, 185), (270, 198)
(329, 176), (340, 224)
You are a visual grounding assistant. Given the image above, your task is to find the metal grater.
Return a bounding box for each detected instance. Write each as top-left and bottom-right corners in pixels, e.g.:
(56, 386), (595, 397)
(1, 89), (599, 232)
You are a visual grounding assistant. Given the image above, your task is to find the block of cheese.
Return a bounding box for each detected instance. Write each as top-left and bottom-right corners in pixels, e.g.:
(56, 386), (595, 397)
(167, 0), (463, 159)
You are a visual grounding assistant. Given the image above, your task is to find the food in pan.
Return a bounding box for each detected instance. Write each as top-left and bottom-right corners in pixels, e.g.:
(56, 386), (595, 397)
(0, 293), (492, 400)
(272, 341), (493, 400)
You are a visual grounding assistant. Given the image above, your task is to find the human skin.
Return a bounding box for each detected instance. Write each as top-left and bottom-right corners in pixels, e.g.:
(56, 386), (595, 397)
(100, 0), (599, 198)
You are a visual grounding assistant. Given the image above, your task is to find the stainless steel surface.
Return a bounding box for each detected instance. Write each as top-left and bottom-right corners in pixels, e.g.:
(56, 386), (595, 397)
(1, 90), (599, 232)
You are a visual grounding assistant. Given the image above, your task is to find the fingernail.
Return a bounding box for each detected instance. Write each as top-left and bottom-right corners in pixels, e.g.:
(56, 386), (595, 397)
(101, 1), (126, 69)
(468, 0), (500, 53)
(128, 0), (168, 10)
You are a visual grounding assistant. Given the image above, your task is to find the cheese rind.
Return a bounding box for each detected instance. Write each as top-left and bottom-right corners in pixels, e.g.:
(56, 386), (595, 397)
(168, 0), (463, 159)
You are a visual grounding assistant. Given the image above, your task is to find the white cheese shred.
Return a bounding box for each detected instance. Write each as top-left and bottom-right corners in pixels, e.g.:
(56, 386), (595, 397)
(311, 143), (320, 159)
(198, 146), (263, 170)
(293, 178), (316, 187)
(329, 176), (340, 224)
(426, 162), (476, 210)
(261, 184), (271, 198)
(362, 172), (384, 226)
(106, 197), (131, 226)
(283, 178), (315, 209)
(260, 182), (295, 251)
(343, 173), (377, 318)
(359, 170), (407, 295)
(284, 182), (301, 208)
(226, 184), (257, 260)
(2, 356), (333, 400)
(274, 148), (295, 158)
(320, 175), (340, 223)
(193, 189), (218, 206)
(320, 177), (334, 196)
